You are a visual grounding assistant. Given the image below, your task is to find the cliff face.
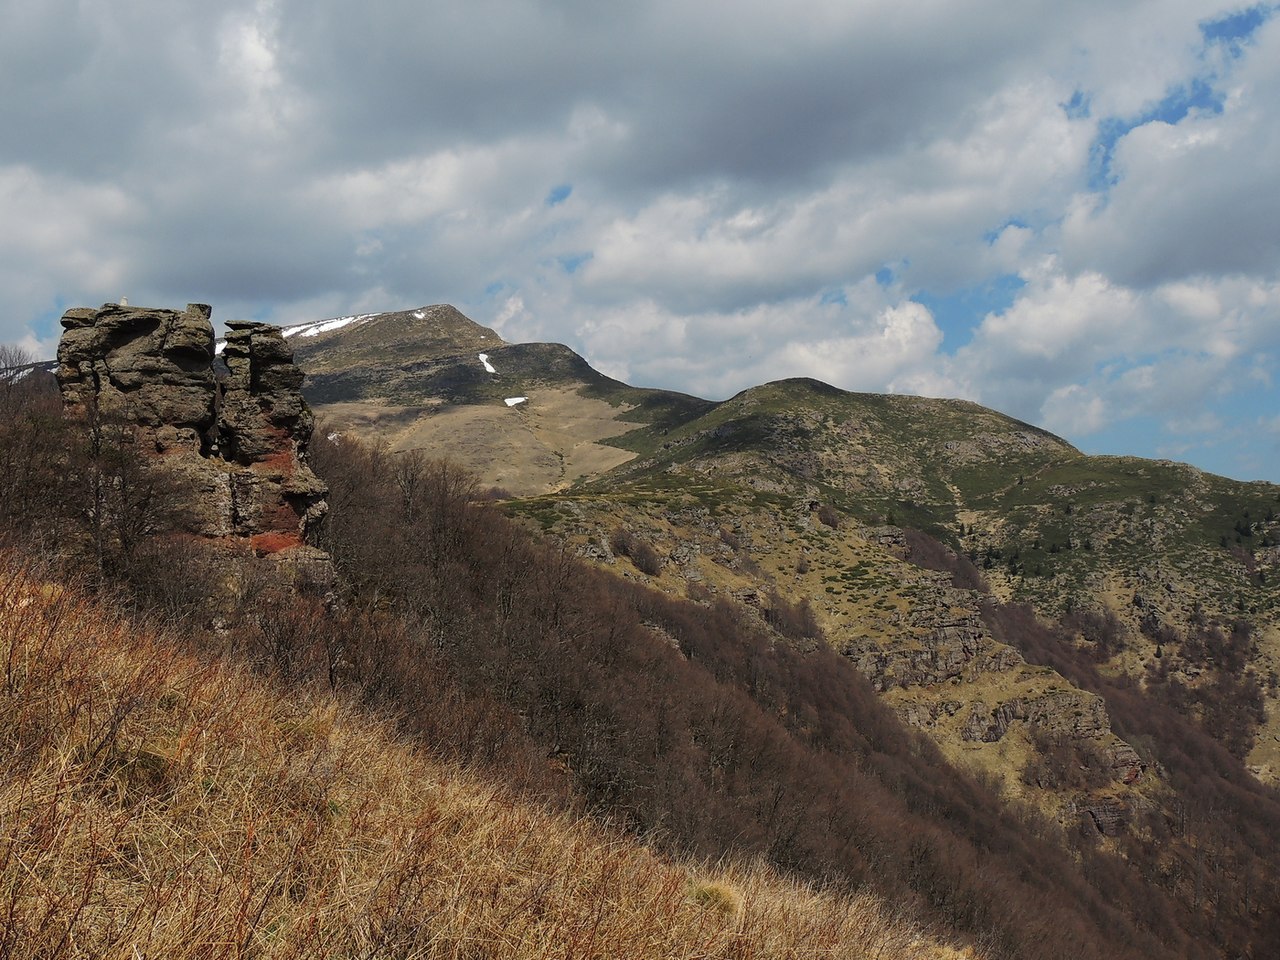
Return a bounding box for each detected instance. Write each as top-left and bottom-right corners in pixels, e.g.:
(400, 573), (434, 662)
(56, 302), (328, 562)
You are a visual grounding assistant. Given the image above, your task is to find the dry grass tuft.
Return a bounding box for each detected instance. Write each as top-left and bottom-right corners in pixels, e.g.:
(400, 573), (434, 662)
(688, 879), (743, 917)
(0, 551), (958, 959)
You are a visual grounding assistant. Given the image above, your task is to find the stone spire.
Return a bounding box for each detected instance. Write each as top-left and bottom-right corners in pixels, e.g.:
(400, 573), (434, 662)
(56, 302), (329, 563)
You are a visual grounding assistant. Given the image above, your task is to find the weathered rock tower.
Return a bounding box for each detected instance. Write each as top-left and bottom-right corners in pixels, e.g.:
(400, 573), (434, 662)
(56, 302), (329, 565)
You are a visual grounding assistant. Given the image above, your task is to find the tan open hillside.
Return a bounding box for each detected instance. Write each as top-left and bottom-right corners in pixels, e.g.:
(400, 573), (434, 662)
(318, 385), (644, 496)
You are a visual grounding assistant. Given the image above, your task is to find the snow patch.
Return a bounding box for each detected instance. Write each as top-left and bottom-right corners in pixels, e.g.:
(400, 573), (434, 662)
(282, 314), (377, 339)
(214, 339), (225, 355)
(504, 396), (527, 407)
(413, 310), (425, 319)
(478, 353), (496, 374)
(326, 432), (342, 443)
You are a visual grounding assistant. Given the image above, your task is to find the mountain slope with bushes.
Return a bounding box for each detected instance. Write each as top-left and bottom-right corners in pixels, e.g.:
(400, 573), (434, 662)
(0, 551), (945, 959)
(7, 302), (1280, 957)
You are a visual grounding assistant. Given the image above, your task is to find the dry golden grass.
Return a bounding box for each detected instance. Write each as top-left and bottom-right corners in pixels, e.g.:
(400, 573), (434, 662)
(0, 553), (958, 959)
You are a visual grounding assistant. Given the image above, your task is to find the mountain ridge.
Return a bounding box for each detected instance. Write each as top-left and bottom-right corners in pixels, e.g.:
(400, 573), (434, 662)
(280, 304), (1280, 792)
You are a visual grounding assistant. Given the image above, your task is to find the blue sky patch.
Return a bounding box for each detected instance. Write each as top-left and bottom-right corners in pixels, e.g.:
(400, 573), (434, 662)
(557, 252), (593, 274)
(545, 184), (573, 207)
(1201, 4), (1273, 53)
(914, 274), (1026, 354)
(874, 267), (895, 287)
(32, 299), (69, 343)
(1061, 90), (1091, 120)
(820, 288), (848, 306)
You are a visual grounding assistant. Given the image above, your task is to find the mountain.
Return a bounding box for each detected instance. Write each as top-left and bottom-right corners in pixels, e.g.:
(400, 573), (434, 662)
(14, 300), (1277, 956)
(283, 304), (709, 496)
(289, 306), (1279, 779)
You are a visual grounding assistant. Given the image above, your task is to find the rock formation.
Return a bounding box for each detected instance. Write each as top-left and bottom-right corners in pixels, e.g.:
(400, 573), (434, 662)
(56, 302), (329, 566)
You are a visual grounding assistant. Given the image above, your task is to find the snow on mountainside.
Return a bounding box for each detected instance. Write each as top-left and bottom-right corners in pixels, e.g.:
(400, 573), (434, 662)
(282, 314), (378, 339)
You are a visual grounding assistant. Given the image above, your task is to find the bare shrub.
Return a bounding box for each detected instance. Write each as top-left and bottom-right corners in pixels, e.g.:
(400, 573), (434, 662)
(816, 504), (840, 529)
(902, 527), (988, 593)
(763, 590), (823, 642)
(610, 527), (663, 576)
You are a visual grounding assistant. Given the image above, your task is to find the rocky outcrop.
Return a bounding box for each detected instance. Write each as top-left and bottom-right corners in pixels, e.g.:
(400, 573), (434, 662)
(57, 302), (328, 564)
(843, 595), (1023, 691)
(960, 689), (1109, 742)
(58, 302), (218, 454)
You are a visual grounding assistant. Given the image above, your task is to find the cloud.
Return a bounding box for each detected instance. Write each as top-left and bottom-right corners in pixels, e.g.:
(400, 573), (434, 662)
(0, 0), (1278, 481)
(0, 166), (133, 304)
(569, 285), (944, 401)
(1062, 15), (1280, 285)
(1040, 384), (1110, 436)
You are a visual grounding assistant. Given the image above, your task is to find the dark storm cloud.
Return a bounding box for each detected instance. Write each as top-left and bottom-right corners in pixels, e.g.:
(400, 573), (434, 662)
(0, 2), (229, 177)
(268, 0), (1081, 190)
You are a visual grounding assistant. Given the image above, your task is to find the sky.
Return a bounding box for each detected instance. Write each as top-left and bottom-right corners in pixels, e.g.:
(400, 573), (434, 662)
(3, 1), (1279, 483)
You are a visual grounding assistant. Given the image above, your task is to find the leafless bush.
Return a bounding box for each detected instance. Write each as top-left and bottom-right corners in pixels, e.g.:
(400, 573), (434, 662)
(610, 527), (663, 576)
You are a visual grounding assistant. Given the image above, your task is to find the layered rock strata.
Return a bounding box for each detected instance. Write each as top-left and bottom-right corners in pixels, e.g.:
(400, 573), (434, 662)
(57, 302), (328, 562)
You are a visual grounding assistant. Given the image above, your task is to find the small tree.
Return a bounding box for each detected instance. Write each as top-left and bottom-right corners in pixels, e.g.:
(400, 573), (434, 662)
(64, 396), (185, 580)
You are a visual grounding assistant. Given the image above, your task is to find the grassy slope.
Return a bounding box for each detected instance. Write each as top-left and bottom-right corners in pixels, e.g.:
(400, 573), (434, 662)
(587, 376), (1279, 632)
(0, 554), (952, 960)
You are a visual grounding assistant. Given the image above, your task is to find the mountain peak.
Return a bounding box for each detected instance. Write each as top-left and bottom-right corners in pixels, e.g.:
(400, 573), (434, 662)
(284, 304), (504, 374)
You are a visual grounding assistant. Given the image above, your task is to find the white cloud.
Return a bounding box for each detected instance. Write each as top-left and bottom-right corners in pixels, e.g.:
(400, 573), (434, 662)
(0, 166), (134, 328)
(1167, 412), (1225, 434)
(570, 287), (944, 400)
(1062, 16), (1280, 285)
(1, 0), (1278, 479)
(1041, 384), (1109, 436)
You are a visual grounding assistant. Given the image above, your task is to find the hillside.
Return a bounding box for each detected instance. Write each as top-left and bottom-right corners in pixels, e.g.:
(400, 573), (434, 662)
(285, 307), (1278, 783)
(10, 300), (1280, 958)
(542, 375), (1280, 777)
(0, 550), (951, 959)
